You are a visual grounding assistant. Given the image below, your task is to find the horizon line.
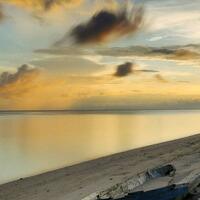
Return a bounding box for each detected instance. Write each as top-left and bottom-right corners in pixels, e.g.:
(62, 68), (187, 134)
(1, 108), (200, 114)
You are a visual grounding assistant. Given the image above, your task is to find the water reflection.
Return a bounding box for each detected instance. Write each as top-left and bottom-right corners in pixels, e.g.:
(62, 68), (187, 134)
(0, 110), (200, 184)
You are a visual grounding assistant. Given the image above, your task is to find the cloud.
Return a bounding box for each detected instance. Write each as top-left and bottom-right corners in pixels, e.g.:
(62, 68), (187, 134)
(149, 47), (200, 61)
(0, 64), (40, 87)
(1, 0), (82, 10)
(113, 61), (158, 77)
(37, 44), (200, 63)
(31, 55), (105, 75)
(55, 4), (144, 45)
(35, 46), (88, 55)
(114, 62), (133, 77)
(140, 69), (158, 73)
(0, 70), (111, 110)
(0, 63), (199, 111)
(146, 1), (200, 42)
(0, 0), (83, 14)
(96, 44), (200, 62)
(0, 0), (83, 25)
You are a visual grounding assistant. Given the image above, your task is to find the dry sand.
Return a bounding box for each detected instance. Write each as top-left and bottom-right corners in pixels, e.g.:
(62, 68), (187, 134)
(1, 134), (200, 200)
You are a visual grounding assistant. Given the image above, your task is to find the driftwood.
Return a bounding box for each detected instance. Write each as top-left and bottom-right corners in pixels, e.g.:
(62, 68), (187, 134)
(98, 184), (188, 200)
(83, 164), (200, 200)
(82, 164), (176, 200)
(82, 165), (200, 200)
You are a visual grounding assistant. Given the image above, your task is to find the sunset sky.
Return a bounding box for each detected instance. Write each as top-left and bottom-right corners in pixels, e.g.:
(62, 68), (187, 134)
(0, 0), (200, 110)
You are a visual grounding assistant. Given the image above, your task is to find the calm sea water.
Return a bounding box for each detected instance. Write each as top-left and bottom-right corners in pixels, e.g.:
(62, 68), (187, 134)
(0, 110), (200, 184)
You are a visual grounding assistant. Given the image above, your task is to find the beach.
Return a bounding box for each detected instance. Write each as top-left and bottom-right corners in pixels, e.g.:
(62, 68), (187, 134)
(0, 133), (200, 200)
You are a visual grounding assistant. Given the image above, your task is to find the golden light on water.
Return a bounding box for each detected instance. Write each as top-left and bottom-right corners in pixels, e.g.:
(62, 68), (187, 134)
(0, 110), (200, 184)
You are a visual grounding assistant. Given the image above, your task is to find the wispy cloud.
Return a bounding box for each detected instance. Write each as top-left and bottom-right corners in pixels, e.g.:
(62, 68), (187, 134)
(143, 0), (200, 45)
(55, 3), (144, 45)
(96, 44), (200, 62)
(38, 44), (200, 63)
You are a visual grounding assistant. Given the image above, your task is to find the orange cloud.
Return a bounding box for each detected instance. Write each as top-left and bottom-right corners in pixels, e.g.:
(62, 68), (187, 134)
(1, 70), (200, 110)
(0, 63), (198, 111)
(0, 64), (39, 87)
(0, 66), (102, 110)
(0, 0), (83, 12)
(0, 64), (40, 99)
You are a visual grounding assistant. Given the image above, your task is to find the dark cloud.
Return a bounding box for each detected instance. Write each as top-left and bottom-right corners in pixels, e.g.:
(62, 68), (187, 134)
(114, 62), (158, 77)
(96, 44), (200, 61)
(0, 64), (39, 87)
(150, 48), (175, 55)
(140, 69), (158, 73)
(55, 4), (144, 45)
(114, 62), (133, 77)
(149, 48), (200, 60)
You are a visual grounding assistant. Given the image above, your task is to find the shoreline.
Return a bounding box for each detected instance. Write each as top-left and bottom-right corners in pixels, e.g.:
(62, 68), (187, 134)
(1, 134), (200, 200)
(1, 108), (200, 115)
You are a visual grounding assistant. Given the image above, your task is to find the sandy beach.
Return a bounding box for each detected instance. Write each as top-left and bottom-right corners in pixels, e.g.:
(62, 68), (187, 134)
(1, 134), (200, 200)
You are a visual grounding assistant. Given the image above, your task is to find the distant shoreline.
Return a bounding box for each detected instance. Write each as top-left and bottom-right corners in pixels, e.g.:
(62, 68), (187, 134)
(1, 134), (200, 200)
(1, 108), (200, 115)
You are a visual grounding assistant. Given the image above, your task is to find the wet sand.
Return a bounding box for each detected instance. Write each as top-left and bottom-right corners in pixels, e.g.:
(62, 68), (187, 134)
(1, 134), (200, 200)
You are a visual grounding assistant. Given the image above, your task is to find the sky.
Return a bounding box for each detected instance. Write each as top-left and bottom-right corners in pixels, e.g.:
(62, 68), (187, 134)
(0, 0), (200, 110)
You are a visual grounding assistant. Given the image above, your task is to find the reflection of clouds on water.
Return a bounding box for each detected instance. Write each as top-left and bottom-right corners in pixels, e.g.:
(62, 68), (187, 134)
(1, 110), (200, 184)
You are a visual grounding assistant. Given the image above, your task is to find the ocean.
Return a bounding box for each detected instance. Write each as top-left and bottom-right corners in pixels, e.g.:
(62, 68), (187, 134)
(0, 110), (200, 184)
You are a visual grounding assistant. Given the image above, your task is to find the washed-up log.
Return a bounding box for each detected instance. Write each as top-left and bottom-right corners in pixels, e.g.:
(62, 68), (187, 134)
(82, 164), (176, 200)
(97, 184), (188, 200)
